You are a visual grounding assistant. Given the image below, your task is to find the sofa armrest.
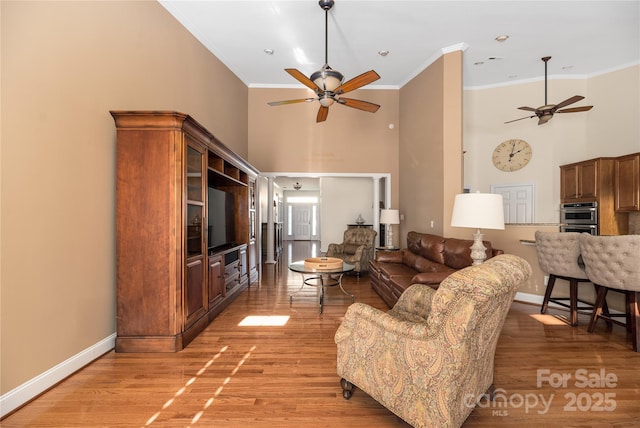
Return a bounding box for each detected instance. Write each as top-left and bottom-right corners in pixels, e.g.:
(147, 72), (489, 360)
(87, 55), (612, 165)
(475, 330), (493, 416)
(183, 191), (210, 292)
(411, 271), (454, 287)
(375, 250), (404, 263)
(492, 248), (504, 257)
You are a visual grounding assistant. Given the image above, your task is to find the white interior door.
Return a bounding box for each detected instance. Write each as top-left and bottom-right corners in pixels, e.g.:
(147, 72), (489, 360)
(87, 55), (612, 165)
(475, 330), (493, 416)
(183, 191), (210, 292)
(292, 204), (312, 240)
(491, 184), (534, 223)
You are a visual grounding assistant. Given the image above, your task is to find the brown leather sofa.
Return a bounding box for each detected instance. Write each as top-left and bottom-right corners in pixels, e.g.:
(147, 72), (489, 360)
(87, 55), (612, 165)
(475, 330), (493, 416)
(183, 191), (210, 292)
(369, 231), (503, 307)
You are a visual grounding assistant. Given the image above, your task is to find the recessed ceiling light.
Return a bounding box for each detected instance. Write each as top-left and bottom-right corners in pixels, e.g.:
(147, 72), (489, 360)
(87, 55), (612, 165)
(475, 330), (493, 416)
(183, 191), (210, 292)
(495, 35), (509, 42)
(264, 49), (274, 55)
(488, 56), (504, 61)
(378, 50), (390, 57)
(562, 65), (574, 70)
(474, 61), (484, 66)
(508, 75), (519, 79)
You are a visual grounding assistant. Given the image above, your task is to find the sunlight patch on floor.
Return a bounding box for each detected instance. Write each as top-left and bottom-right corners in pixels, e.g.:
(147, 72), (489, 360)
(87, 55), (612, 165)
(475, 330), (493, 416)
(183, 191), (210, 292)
(238, 315), (290, 326)
(529, 313), (570, 326)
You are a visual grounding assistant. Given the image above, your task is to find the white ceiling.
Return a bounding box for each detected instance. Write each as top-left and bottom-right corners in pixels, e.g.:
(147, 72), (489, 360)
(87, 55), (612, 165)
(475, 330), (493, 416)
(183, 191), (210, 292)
(159, 0), (639, 89)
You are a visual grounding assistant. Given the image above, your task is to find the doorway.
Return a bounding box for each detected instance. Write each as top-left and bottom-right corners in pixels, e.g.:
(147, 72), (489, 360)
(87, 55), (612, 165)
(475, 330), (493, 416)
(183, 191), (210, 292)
(291, 203), (314, 240)
(491, 184), (535, 223)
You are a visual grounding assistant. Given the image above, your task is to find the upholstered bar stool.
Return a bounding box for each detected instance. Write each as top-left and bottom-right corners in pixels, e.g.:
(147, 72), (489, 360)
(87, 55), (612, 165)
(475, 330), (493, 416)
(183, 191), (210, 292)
(535, 231), (602, 326)
(579, 234), (640, 352)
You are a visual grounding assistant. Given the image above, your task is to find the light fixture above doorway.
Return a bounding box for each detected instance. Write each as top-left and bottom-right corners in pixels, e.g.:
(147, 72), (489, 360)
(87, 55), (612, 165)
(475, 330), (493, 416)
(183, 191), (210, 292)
(293, 182), (302, 191)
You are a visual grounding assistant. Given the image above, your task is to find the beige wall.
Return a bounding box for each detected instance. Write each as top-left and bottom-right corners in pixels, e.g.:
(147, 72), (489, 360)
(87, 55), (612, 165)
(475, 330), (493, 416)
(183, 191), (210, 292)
(398, 51), (464, 241)
(248, 87), (399, 177)
(1, 1), (247, 394)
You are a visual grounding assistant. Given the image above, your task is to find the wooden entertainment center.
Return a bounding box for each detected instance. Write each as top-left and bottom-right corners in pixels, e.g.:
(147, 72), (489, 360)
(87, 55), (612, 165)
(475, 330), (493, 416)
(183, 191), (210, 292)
(111, 111), (259, 352)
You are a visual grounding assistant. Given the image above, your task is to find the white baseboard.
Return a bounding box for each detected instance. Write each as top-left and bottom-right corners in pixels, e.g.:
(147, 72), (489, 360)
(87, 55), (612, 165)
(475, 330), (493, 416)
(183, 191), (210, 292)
(0, 333), (116, 418)
(514, 291), (545, 305)
(513, 292), (624, 314)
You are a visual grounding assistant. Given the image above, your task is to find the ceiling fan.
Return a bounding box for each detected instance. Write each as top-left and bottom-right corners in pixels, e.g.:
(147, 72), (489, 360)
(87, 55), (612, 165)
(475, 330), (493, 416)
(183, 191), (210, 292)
(505, 56), (593, 125)
(267, 0), (381, 123)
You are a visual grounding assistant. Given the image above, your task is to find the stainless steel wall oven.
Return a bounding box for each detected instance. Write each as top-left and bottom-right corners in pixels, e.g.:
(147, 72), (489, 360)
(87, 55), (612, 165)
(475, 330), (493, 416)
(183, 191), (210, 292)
(560, 202), (598, 235)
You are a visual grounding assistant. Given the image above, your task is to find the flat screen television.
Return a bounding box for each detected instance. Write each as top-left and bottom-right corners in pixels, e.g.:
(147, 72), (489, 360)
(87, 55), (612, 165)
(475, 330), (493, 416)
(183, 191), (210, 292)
(207, 187), (235, 251)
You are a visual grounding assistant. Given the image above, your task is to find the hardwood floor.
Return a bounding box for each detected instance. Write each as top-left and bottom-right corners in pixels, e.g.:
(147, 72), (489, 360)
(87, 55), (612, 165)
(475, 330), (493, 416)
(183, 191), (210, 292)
(3, 241), (640, 427)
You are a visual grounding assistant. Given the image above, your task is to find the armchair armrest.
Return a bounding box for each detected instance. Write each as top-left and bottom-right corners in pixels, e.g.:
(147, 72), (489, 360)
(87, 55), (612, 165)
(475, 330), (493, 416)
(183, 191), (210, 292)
(335, 303), (437, 342)
(492, 248), (504, 257)
(326, 243), (344, 256)
(391, 284), (436, 318)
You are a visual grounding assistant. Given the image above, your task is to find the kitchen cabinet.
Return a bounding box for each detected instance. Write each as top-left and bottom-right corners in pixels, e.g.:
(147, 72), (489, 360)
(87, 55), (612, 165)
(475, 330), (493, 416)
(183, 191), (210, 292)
(615, 152), (640, 212)
(561, 158), (604, 202)
(560, 157), (628, 235)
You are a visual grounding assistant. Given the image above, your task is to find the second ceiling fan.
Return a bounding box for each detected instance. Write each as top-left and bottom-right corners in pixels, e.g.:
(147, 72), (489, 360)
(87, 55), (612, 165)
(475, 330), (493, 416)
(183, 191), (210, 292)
(505, 56), (593, 125)
(268, 0), (381, 123)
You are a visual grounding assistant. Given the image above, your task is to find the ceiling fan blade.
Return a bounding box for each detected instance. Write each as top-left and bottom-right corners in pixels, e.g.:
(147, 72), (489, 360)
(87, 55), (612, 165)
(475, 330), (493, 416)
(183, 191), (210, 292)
(517, 106), (537, 112)
(337, 98), (381, 113)
(557, 105), (594, 113)
(316, 106), (329, 122)
(554, 95), (585, 110)
(335, 70), (380, 94)
(504, 115), (535, 124)
(268, 98), (315, 106)
(285, 68), (321, 92)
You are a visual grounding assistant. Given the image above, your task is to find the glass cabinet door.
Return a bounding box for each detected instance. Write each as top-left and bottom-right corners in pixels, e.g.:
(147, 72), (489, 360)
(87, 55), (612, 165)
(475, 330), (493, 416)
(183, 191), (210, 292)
(186, 145), (205, 257)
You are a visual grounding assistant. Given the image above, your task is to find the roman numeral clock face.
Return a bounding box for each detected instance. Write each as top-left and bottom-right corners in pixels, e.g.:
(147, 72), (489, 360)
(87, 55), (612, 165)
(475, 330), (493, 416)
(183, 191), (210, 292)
(492, 139), (532, 172)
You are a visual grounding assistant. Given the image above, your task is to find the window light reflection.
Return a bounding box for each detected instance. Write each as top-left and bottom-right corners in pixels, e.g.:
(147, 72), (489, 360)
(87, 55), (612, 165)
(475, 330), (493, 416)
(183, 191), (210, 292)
(238, 315), (290, 326)
(529, 313), (570, 326)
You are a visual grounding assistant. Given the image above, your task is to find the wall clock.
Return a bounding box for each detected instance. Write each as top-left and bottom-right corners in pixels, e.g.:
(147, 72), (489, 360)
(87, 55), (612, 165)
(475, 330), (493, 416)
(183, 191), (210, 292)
(492, 139), (532, 172)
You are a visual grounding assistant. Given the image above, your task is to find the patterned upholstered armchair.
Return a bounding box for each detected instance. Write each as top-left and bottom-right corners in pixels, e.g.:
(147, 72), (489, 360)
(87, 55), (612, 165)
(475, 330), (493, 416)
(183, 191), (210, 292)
(326, 228), (377, 276)
(335, 254), (532, 428)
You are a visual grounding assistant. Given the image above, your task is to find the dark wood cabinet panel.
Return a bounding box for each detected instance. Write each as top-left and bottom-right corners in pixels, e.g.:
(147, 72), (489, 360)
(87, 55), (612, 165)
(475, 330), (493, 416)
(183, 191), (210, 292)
(208, 255), (224, 305)
(112, 111), (259, 352)
(615, 153), (640, 212)
(185, 257), (206, 328)
(560, 157), (628, 235)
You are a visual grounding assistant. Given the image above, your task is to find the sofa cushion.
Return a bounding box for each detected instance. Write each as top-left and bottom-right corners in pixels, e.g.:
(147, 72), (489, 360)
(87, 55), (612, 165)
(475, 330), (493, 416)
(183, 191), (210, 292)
(407, 232), (445, 264)
(403, 251), (451, 273)
(442, 238), (495, 269)
(376, 261), (417, 278)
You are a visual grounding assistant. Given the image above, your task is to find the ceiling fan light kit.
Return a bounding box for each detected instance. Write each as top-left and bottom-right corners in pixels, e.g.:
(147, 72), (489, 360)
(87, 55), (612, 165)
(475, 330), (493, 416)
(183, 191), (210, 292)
(505, 56), (593, 126)
(267, 0), (381, 122)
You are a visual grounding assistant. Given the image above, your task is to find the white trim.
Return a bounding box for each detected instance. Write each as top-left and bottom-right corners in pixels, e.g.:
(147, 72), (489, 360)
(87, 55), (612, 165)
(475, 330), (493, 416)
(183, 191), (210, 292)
(0, 334), (116, 418)
(514, 292), (624, 314)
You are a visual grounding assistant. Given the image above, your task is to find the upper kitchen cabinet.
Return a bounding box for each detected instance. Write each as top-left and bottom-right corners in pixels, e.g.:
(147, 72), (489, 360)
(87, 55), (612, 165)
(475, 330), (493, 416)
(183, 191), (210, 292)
(615, 152), (640, 212)
(560, 157), (628, 235)
(560, 158), (613, 202)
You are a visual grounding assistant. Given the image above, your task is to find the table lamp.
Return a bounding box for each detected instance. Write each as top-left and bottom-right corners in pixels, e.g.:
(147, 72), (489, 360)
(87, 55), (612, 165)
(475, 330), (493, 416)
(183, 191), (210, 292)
(450, 193), (505, 265)
(380, 209), (400, 249)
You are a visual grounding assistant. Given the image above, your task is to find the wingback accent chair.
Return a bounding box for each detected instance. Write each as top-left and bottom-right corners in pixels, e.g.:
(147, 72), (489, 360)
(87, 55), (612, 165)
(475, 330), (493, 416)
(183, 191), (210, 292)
(325, 228), (377, 276)
(334, 254), (532, 428)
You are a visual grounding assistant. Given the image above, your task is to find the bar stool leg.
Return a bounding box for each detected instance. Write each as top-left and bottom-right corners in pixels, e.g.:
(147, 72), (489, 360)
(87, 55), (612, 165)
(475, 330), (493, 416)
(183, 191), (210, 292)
(541, 275), (556, 314)
(569, 279), (579, 327)
(588, 286), (609, 332)
(629, 291), (639, 352)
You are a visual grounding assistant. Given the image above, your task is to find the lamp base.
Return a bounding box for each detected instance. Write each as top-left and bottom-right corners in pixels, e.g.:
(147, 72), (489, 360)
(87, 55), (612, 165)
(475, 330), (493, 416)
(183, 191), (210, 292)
(385, 224), (394, 249)
(470, 229), (487, 265)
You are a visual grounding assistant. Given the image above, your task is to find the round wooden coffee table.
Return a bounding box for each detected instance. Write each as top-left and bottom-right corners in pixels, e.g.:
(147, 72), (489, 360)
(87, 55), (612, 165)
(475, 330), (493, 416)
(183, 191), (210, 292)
(288, 260), (355, 313)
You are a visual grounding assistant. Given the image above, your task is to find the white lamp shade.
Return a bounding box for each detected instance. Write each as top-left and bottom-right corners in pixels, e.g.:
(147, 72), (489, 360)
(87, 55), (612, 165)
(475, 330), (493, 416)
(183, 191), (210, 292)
(380, 209), (400, 224)
(450, 193), (505, 230)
